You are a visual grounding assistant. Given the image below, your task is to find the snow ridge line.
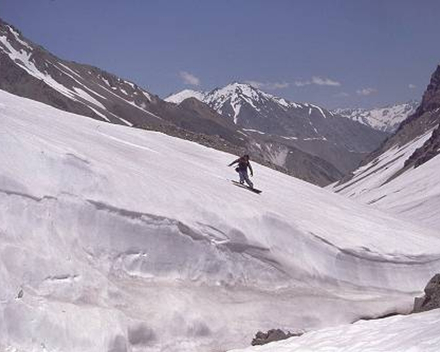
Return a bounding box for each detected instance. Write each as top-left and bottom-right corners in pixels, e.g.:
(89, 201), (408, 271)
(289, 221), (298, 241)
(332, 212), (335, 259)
(309, 232), (440, 265)
(86, 199), (207, 242)
(86, 200), (288, 276)
(0, 188), (57, 202)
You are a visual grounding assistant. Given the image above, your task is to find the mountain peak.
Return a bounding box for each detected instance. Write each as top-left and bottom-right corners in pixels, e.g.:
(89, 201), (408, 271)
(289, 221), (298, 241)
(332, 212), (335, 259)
(165, 89), (206, 104)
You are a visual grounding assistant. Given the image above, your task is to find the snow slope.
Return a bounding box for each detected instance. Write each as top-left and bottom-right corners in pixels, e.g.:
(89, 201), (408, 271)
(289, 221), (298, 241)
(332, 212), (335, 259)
(334, 101), (418, 133)
(228, 309), (440, 352)
(1, 90), (440, 351)
(331, 128), (440, 229)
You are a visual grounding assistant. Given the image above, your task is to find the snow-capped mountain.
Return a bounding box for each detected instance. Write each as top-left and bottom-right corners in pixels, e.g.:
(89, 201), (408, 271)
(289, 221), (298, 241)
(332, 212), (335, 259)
(334, 100), (419, 133)
(330, 65), (440, 229)
(2, 89), (440, 352)
(167, 83), (389, 176)
(165, 88), (207, 104)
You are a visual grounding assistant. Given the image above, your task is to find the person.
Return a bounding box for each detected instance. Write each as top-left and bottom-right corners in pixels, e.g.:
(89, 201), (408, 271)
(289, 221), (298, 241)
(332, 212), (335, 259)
(229, 154), (254, 188)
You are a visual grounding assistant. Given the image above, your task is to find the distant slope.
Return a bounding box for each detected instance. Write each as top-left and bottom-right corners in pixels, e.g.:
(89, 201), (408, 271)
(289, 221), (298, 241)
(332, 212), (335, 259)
(167, 83), (389, 176)
(2, 89), (440, 352)
(334, 101), (419, 133)
(330, 65), (440, 229)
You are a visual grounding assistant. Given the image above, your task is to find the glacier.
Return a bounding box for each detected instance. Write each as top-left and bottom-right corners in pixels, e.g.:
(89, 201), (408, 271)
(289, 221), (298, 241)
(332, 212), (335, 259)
(1, 90), (440, 351)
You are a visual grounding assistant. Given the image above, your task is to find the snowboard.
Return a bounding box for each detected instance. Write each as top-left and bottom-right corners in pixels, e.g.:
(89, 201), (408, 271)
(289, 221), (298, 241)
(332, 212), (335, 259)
(231, 180), (262, 194)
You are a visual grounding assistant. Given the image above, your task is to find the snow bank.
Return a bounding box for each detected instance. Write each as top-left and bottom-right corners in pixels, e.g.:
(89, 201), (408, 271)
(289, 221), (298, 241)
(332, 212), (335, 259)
(228, 309), (440, 352)
(1, 90), (440, 351)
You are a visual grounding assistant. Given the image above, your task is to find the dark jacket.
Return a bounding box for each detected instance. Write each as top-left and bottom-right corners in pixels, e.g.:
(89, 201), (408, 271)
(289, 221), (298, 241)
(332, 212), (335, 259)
(229, 156), (253, 175)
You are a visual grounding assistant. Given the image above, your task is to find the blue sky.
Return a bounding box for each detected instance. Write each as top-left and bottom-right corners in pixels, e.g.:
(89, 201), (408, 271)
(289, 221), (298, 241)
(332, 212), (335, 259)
(1, 0), (439, 108)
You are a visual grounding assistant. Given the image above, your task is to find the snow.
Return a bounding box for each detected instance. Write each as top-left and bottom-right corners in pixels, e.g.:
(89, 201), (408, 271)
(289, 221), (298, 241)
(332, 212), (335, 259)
(331, 127), (440, 229)
(125, 80), (136, 88)
(203, 83), (266, 120)
(141, 90), (152, 101)
(0, 34), (76, 101)
(7, 25), (32, 50)
(303, 137), (327, 141)
(330, 128), (440, 228)
(243, 128), (266, 135)
(118, 117), (134, 126)
(165, 89), (206, 104)
(102, 77), (112, 87)
(98, 82), (162, 120)
(228, 309), (440, 352)
(52, 63), (106, 101)
(88, 106), (111, 122)
(57, 62), (82, 78)
(1, 90), (440, 351)
(73, 87), (107, 110)
(310, 104), (326, 118)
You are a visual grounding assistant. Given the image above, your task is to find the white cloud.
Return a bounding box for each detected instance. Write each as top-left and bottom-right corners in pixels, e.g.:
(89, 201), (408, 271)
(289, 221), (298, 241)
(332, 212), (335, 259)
(356, 88), (377, 96)
(311, 76), (341, 86)
(294, 80), (311, 87)
(179, 71), (200, 86)
(294, 76), (341, 87)
(409, 84), (417, 89)
(335, 92), (350, 98)
(245, 80), (289, 90)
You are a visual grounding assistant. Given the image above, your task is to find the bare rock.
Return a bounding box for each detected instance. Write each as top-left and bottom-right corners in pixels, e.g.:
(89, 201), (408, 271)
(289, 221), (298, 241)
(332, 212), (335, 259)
(251, 328), (303, 346)
(413, 273), (440, 313)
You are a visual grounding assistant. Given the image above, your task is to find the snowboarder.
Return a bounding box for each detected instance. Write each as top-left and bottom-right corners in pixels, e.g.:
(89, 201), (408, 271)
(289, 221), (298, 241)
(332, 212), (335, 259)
(229, 154), (254, 188)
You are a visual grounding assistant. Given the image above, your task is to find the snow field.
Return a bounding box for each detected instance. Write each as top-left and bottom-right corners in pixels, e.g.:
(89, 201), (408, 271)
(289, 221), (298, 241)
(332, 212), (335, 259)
(1, 90), (440, 351)
(228, 309), (440, 352)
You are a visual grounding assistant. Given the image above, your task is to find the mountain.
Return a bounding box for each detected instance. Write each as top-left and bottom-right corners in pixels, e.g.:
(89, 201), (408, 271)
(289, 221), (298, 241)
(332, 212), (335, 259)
(0, 18), (256, 149)
(167, 83), (389, 177)
(330, 65), (440, 229)
(2, 89), (440, 352)
(333, 100), (419, 133)
(165, 88), (207, 104)
(0, 18), (351, 186)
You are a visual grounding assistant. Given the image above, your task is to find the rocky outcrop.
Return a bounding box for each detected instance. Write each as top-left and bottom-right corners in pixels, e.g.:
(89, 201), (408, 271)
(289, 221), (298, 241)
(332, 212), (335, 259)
(335, 64), (440, 188)
(404, 125), (440, 169)
(251, 329), (303, 346)
(413, 274), (440, 313)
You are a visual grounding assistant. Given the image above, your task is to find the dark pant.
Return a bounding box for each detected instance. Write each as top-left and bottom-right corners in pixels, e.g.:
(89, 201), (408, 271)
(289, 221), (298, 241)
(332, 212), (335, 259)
(238, 170), (253, 188)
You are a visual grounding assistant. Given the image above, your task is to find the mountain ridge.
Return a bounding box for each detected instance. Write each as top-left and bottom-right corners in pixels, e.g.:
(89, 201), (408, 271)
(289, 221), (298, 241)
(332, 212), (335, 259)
(167, 82), (389, 176)
(333, 100), (419, 133)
